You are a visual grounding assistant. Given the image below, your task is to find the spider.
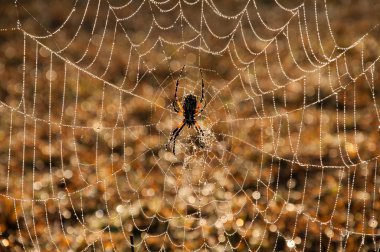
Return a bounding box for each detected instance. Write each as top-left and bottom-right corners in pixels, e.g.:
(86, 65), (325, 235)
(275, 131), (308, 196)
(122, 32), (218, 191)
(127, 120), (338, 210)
(167, 67), (206, 154)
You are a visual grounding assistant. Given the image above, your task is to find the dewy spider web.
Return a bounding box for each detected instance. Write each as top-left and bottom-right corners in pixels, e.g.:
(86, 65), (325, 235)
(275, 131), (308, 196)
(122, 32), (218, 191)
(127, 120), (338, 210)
(0, 0), (380, 251)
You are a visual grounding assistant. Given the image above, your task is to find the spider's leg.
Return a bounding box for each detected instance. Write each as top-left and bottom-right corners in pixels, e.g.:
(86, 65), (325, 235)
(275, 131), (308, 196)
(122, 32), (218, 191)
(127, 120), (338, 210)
(174, 100), (184, 114)
(173, 102), (179, 113)
(173, 66), (186, 114)
(175, 78), (179, 102)
(200, 69), (205, 103)
(195, 102), (202, 115)
(169, 120), (185, 154)
(172, 101), (183, 114)
(175, 66), (185, 101)
(197, 100), (209, 115)
(195, 101), (207, 116)
(194, 69), (206, 116)
(194, 121), (204, 136)
(169, 121), (183, 142)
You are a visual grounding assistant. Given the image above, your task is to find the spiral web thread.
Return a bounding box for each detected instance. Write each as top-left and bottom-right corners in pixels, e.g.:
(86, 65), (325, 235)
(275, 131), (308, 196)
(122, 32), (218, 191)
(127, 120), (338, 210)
(0, 0), (380, 251)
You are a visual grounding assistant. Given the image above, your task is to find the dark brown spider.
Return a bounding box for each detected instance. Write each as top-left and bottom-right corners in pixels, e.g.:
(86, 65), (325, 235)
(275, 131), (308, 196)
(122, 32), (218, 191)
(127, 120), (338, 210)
(167, 66), (206, 154)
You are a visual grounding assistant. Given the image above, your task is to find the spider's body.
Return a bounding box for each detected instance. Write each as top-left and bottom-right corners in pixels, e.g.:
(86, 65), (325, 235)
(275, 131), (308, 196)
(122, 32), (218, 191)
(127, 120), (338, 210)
(183, 94), (197, 127)
(167, 67), (206, 154)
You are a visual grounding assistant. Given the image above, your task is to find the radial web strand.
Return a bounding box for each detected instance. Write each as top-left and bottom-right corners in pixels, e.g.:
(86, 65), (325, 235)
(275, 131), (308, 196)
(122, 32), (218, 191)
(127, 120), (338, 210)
(0, 0), (380, 251)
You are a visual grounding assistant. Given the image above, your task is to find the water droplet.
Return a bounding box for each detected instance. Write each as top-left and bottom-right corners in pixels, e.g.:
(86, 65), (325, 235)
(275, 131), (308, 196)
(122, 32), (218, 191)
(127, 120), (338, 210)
(236, 218), (244, 227)
(93, 122), (103, 132)
(286, 239), (295, 248)
(252, 191), (261, 200)
(369, 219), (378, 228)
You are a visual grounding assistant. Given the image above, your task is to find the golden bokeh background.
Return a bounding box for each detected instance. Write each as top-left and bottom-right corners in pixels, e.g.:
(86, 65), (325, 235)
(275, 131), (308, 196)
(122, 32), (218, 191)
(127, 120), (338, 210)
(0, 0), (380, 251)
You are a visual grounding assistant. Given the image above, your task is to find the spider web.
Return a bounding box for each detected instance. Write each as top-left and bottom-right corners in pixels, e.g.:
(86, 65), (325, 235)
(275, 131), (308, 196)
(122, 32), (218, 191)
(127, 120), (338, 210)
(1, 0), (380, 251)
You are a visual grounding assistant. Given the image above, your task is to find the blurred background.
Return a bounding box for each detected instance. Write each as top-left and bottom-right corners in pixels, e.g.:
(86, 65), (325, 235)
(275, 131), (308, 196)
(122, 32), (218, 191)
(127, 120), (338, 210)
(1, 0), (380, 251)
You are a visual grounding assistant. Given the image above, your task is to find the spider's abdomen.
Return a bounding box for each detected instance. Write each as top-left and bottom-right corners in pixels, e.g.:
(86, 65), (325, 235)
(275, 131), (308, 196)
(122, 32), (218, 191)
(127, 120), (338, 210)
(183, 94), (197, 125)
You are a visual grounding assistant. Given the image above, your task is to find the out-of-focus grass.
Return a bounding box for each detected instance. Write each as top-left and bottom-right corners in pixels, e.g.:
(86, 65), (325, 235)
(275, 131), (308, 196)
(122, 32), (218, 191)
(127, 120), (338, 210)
(1, 0), (380, 251)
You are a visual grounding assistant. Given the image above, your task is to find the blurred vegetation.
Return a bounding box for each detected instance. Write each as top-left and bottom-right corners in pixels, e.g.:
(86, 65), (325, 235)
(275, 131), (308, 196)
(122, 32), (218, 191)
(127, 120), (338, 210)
(1, 0), (380, 251)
